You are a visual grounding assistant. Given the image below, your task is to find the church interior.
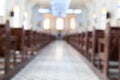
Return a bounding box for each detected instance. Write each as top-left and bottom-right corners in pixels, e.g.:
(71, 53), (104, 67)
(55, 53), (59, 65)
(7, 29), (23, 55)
(0, 0), (120, 80)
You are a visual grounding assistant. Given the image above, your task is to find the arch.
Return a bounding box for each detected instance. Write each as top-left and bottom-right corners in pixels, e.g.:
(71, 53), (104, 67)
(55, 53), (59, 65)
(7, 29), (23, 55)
(56, 18), (64, 30)
(43, 18), (50, 30)
(70, 18), (76, 29)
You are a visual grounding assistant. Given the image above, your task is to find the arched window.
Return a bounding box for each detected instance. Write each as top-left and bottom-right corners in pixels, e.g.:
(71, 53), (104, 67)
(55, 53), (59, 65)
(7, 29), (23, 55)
(70, 18), (76, 29)
(43, 18), (50, 30)
(56, 18), (64, 30)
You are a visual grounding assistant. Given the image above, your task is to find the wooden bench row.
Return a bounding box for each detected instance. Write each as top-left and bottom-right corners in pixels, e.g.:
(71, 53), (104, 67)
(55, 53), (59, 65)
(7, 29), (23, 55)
(0, 20), (55, 79)
(64, 24), (120, 80)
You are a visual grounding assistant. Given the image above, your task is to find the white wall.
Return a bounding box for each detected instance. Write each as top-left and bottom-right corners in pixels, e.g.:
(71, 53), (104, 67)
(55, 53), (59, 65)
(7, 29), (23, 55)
(0, 0), (33, 29)
(94, 0), (119, 29)
(78, 0), (120, 32)
(0, 0), (119, 34)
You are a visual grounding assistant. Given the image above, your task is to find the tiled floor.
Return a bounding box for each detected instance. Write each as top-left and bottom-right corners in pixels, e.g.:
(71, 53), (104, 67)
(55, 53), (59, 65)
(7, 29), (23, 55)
(12, 40), (99, 80)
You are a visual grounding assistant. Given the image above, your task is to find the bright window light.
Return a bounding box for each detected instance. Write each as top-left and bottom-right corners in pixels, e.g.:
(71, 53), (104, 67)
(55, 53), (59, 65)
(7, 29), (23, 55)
(70, 18), (76, 29)
(0, 0), (6, 16)
(38, 8), (82, 15)
(66, 9), (82, 14)
(43, 18), (50, 30)
(13, 6), (21, 28)
(74, 9), (82, 14)
(117, 0), (120, 8)
(13, 6), (20, 14)
(102, 8), (107, 16)
(23, 11), (31, 30)
(66, 9), (74, 14)
(56, 18), (64, 30)
(116, 1), (120, 19)
(24, 11), (28, 19)
(23, 21), (31, 30)
(93, 13), (97, 19)
(38, 9), (50, 13)
(116, 0), (120, 18)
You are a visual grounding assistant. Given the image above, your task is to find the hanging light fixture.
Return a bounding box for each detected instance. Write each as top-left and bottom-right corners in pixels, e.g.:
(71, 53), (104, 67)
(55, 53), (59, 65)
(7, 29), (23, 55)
(66, 9), (82, 14)
(38, 9), (50, 13)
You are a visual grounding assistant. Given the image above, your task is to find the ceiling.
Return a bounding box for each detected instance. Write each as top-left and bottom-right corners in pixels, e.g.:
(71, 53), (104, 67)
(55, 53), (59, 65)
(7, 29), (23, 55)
(28, 0), (93, 9)
(69, 0), (83, 9)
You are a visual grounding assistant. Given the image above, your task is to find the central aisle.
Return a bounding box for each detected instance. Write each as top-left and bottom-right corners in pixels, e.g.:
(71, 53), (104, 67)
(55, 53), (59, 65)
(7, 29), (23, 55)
(12, 40), (99, 80)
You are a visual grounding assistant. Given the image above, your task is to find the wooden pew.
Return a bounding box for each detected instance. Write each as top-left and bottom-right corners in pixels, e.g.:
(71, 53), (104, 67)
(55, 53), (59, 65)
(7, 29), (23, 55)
(37, 32), (55, 49)
(0, 20), (12, 76)
(0, 24), (55, 79)
(119, 39), (120, 80)
(81, 32), (85, 55)
(9, 36), (17, 67)
(64, 35), (70, 43)
(86, 31), (92, 58)
(37, 32), (42, 50)
(24, 30), (33, 58)
(88, 29), (104, 66)
(32, 31), (37, 54)
(82, 31), (92, 57)
(77, 33), (82, 52)
(97, 25), (120, 79)
(64, 34), (82, 53)
(70, 34), (78, 50)
(87, 31), (93, 60)
(76, 34), (81, 51)
(11, 28), (25, 62)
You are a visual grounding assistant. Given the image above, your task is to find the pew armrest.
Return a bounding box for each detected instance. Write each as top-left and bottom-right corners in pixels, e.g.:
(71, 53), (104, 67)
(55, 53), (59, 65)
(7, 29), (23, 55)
(98, 52), (105, 60)
(89, 38), (93, 42)
(88, 48), (92, 54)
(99, 38), (105, 44)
